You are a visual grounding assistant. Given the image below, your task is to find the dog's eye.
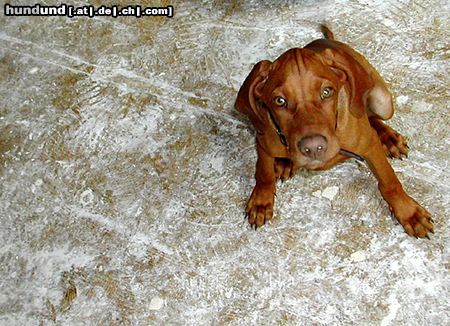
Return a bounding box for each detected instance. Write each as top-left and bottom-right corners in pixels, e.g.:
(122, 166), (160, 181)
(273, 96), (287, 107)
(320, 87), (334, 100)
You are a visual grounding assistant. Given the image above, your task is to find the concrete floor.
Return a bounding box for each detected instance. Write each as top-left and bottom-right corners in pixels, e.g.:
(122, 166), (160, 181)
(0, 0), (449, 324)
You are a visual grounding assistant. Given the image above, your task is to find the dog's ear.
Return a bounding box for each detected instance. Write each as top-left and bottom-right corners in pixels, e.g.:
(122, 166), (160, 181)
(335, 84), (352, 129)
(235, 60), (272, 133)
(321, 48), (373, 118)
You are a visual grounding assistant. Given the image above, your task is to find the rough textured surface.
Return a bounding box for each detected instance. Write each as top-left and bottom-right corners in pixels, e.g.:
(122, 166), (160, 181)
(0, 0), (449, 324)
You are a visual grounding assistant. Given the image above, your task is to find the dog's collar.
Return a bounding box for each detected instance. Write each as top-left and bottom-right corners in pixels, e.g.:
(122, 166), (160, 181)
(257, 100), (364, 162)
(268, 108), (288, 147)
(338, 149), (365, 162)
(257, 100), (288, 147)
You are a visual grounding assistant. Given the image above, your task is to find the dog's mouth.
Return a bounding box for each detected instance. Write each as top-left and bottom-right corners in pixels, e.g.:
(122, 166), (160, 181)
(302, 159), (327, 169)
(293, 147), (365, 170)
(294, 154), (333, 170)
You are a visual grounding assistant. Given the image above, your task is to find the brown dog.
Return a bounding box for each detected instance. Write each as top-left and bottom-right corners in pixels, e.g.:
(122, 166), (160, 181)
(235, 26), (433, 238)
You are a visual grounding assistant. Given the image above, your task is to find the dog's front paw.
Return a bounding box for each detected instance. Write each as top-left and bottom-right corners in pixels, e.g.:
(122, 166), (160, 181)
(246, 184), (275, 228)
(393, 197), (434, 238)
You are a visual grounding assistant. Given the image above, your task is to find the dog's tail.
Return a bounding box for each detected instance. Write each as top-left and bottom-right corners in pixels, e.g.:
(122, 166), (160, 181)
(321, 24), (335, 40)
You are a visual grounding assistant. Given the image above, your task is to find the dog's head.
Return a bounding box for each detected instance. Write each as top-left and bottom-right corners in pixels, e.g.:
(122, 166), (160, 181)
(235, 46), (369, 169)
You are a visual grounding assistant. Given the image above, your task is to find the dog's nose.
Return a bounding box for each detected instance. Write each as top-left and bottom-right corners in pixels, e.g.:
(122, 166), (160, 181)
(298, 135), (328, 160)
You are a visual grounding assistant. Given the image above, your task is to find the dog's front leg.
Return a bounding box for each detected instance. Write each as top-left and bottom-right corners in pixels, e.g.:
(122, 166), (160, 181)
(363, 132), (433, 238)
(246, 142), (277, 228)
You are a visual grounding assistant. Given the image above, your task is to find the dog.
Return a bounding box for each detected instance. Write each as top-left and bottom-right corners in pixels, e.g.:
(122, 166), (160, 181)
(235, 25), (433, 238)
